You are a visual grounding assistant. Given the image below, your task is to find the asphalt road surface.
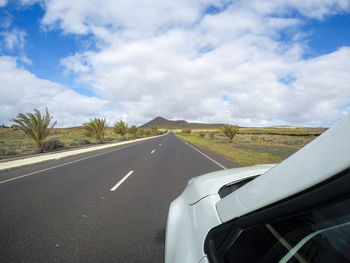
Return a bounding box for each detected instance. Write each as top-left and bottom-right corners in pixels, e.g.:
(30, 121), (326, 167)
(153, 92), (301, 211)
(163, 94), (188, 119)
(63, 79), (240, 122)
(0, 133), (239, 263)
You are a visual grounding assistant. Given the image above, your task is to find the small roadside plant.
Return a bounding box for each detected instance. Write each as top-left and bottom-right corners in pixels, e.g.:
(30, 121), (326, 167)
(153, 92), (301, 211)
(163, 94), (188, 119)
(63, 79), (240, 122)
(82, 118), (107, 144)
(209, 131), (216, 139)
(181, 128), (191, 134)
(144, 129), (151, 136)
(151, 126), (159, 136)
(137, 128), (145, 137)
(114, 120), (128, 138)
(78, 139), (91, 145)
(221, 124), (240, 143)
(199, 131), (206, 138)
(11, 107), (57, 153)
(129, 125), (138, 138)
(43, 139), (64, 151)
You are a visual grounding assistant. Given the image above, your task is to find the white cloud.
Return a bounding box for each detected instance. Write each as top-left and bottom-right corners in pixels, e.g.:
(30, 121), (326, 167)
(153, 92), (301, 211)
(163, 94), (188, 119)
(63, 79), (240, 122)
(281, 47), (350, 125)
(0, 0), (7, 7)
(40, 0), (350, 37)
(0, 56), (109, 127)
(0, 28), (26, 50)
(41, 0), (219, 36)
(0, 28), (32, 64)
(246, 0), (350, 19)
(61, 40), (350, 126)
(10, 0), (350, 126)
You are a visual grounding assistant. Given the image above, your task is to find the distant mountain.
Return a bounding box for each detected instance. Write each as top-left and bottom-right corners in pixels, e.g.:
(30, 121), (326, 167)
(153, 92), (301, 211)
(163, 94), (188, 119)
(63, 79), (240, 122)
(139, 116), (224, 129)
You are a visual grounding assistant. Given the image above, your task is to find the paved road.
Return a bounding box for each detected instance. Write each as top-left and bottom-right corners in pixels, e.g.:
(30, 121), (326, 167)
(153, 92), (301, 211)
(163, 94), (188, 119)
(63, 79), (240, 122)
(0, 133), (239, 262)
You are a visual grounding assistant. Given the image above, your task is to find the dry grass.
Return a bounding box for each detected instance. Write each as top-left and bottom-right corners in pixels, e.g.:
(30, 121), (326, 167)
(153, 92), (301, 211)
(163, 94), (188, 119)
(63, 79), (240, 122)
(177, 128), (323, 166)
(0, 127), (133, 159)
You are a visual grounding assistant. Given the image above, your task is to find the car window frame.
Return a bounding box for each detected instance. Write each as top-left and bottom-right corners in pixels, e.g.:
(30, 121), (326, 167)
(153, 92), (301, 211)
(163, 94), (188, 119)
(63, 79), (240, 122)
(204, 166), (350, 263)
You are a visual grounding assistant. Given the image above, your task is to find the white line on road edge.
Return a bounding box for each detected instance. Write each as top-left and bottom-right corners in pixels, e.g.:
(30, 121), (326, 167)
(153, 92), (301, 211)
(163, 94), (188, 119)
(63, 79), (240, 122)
(0, 143), (142, 185)
(110, 171), (134, 191)
(178, 138), (227, 170)
(151, 150), (156, 154)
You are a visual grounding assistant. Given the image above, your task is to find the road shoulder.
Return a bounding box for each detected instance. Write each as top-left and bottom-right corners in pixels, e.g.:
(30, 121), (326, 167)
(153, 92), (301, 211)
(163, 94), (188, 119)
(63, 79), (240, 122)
(0, 135), (164, 171)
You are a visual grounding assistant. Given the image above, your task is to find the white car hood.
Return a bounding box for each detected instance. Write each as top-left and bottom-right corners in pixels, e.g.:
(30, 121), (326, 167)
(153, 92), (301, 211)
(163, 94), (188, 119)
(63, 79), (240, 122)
(165, 164), (276, 263)
(182, 164), (276, 205)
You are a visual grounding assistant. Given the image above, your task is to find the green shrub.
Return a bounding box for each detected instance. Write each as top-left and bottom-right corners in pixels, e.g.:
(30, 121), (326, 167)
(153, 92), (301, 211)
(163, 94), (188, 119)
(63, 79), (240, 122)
(125, 134), (134, 140)
(143, 129), (151, 136)
(82, 118), (107, 144)
(199, 131), (206, 138)
(181, 128), (192, 134)
(114, 120), (128, 137)
(150, 126), (159, 135)
(129, 125), (138, 137)
(137, 128), (145, 137)
(221, 124), (240, 143)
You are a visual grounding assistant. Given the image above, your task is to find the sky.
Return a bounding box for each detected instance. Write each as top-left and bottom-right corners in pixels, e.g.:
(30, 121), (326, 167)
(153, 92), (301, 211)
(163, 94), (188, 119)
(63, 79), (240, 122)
(0, 0), (350, 127)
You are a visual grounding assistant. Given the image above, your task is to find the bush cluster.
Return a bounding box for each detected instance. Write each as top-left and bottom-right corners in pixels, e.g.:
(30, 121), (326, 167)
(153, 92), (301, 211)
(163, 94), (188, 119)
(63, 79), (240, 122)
(198, 131), (206, 138)
(181, 128), (192, 134)
(7, 108), (169, 157)
(78, 139), (91, 145)
(43, 139), (65, 151)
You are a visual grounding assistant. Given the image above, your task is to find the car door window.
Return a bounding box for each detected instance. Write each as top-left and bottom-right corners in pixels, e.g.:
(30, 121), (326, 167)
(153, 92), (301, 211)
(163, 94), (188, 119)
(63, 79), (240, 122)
(223, 195), (350, 263)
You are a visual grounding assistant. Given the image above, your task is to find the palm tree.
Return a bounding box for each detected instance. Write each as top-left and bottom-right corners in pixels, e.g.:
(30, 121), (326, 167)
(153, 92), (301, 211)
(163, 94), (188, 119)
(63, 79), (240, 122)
(82, 118), (107, 144)
(114, 120), (128, 138)
(129, 125), (138, 138)
(221, 124), (240, 143)
(11, 108), (57, 153)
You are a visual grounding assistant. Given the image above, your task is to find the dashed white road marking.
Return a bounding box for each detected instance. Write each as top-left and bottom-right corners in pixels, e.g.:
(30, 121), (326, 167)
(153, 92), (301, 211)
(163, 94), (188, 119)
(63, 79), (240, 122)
(159, 144), (162, 146)
(110, 171), (134, 191)
(151, 150), (156, 154)
(0, 144), (141, 185)
(0, 135), (168, 185)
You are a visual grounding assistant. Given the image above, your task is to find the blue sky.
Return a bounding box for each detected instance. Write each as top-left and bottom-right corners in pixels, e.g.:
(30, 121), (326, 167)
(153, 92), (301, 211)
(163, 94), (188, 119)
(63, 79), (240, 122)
(0, 0), (350, 127)
(0, 2), (95, 94)
(304, 14), (350, 57)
